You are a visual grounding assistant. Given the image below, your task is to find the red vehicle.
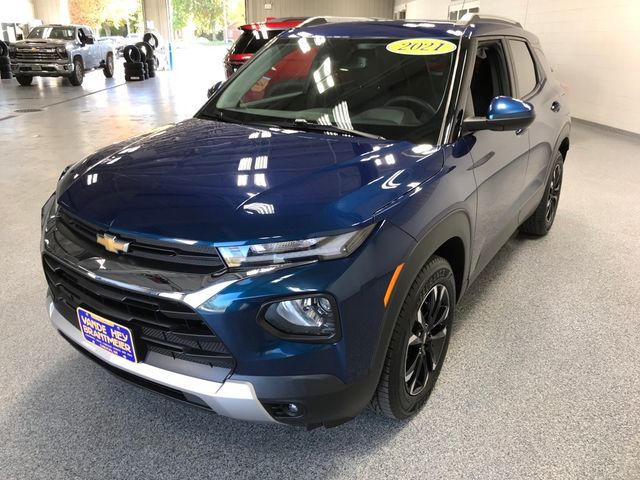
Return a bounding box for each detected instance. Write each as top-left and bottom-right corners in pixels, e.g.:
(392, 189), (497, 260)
(223, 17), (310, 78)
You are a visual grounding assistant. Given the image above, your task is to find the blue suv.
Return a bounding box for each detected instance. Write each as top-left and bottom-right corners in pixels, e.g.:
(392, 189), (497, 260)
(41, 16), (570, 428)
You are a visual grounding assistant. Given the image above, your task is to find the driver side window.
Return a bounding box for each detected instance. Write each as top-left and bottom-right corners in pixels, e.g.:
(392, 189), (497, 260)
(470, 41), (510, 116)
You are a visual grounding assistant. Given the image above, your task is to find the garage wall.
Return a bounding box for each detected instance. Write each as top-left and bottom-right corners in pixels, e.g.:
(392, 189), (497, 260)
(33, 0), (70, 24)
(393, 0), (640, 134)
(2, 1), (35, 23)
(245, 0), (395, 23)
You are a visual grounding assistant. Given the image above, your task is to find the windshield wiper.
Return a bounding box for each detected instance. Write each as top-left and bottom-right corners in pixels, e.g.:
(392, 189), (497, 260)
(291, 119), (385, 140)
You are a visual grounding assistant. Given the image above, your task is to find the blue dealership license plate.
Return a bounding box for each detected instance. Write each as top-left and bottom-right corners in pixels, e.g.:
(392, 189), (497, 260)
(77, 307), (138, 363)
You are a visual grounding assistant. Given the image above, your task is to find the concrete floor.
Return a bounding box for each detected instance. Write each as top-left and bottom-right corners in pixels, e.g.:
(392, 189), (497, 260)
(1, 57), (639, 479)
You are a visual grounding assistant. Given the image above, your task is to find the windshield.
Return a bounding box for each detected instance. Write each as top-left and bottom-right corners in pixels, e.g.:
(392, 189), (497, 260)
(230, 29), (286, 55)
(202, 34), (457, 143)
(27, 26), (76, 40)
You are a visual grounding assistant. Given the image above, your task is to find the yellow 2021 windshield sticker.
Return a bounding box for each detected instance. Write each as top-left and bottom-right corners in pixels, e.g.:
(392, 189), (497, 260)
(386, 38), (457, 55)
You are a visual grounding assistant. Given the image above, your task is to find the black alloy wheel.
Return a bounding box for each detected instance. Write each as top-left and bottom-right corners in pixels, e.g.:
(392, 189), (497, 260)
(404, 284), (450, 396)
(545, 162), (563, 226)
(520, 151), (564, 236)
(372, 255), (455, 420)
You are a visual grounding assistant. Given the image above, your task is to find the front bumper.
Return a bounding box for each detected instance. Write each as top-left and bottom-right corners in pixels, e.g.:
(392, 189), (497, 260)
(11, 62), (73, 76)
(48, 297), (277, 423)
(41, 195), (417, 426)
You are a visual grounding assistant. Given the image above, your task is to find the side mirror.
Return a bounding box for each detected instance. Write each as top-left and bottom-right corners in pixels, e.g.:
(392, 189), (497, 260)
(85, 36), (95, 45)
(207, 80), (223, 98)
(462, 96), (535, 132)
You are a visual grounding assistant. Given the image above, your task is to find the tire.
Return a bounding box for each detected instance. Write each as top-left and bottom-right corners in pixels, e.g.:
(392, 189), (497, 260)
(124, 61), (144, 73)
(520, 151), (564, 236)
(16, 75), (33, 86)
(143, 32), (159, 49)
(68, 58), (84, 86)
(0, 56), (10, 66)
(123, 45), (141, 63)
(135, 41), (154, 60)
(103, 52), (114, 78)
(372, 255), (455, 420)
(0, 40), (8, 57)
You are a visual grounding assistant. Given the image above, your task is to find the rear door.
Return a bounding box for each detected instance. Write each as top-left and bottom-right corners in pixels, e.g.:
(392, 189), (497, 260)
(505, 38), (566, 221)
(465, 38), (531, 277)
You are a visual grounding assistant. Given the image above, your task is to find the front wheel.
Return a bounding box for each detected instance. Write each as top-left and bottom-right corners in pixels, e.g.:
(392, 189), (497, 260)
(372, 255), (455, 420)
(16, 75), (33, 86)
(68, 58), (84, 86)
(520, 151), (564, 236)
(103, 53), (114, 78)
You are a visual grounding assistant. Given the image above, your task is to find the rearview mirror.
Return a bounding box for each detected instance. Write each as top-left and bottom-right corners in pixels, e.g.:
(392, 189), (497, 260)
(207, 80), (223, 98)
(462, 96), (535, 132)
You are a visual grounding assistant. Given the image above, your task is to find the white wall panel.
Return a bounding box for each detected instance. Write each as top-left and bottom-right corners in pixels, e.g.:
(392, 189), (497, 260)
(393, 0), (640, 134)
(2, 1), (36, 23)
(246, 0), (395, 23)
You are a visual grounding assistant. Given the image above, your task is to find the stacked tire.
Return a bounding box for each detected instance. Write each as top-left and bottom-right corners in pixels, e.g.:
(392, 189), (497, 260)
(123, 33), (159, 82)
(142, 33), (160, 77)
(123, 45), (145, 81)
(0, 41), (12, 80)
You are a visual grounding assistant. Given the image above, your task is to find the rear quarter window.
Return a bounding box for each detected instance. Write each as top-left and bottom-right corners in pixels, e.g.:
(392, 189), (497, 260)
(508, 39), (538, 97)
(230, 29), (284, 55)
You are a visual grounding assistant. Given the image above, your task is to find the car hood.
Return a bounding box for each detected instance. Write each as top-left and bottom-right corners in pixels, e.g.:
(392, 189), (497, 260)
(57, 118), (443, 243)
(16, 39), (72, 47)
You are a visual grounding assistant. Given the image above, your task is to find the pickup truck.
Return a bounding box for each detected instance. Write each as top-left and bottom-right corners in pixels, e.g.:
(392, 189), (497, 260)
(9, 24), (115, 86)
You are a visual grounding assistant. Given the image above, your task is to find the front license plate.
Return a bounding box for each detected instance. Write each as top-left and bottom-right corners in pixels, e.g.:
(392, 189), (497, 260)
(77, 307), (137, 363)
(31, 65), (41, 71)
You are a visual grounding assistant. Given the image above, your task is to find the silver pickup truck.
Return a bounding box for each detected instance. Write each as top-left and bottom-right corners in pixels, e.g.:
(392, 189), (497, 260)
(9, 24), (115, 87)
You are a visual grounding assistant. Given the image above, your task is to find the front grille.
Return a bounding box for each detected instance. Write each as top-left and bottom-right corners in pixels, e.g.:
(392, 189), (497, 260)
(57, 208), (227, 274)
(43, 254), (235, 370)
(16, 50), (59, 62)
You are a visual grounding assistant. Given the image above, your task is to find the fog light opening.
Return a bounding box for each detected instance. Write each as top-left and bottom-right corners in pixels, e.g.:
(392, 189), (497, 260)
(262, 294), (340, 340)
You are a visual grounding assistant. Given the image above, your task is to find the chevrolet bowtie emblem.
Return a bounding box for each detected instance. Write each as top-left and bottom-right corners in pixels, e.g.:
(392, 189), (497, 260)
(96, 233), (130, 254)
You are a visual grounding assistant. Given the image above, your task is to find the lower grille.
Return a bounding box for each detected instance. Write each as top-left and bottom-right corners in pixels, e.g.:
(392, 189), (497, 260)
(43, 254), (235, 370)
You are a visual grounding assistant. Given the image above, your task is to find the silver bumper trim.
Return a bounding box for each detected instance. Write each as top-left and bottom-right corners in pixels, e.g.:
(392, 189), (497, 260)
(13, 62), (73, 74)
(47, 299), (277, 423)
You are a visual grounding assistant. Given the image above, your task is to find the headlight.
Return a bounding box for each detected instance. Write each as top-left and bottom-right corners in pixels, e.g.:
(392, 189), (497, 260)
(56, 46), (68, 57)
(217, 224), (376, 268)
(262, 294), (339, 340)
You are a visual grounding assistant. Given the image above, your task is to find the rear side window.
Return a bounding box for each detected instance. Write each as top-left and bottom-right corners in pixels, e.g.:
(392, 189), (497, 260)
(508, 40), (538, 97)
(230, 29), (284, 55)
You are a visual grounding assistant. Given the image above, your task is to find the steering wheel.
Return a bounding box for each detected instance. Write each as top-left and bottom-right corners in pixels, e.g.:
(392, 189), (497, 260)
(384, 96), (437, 122)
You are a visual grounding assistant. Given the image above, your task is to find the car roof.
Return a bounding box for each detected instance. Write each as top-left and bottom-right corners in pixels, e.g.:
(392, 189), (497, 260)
(240, 18), (307, 31)
(291, 17), (540, 46)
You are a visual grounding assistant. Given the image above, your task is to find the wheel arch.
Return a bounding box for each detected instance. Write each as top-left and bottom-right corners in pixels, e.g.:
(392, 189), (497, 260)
(72, 54), (84, 67)
(558, 137), (570, 160)
(554, 122), (571, 162)
(369, 210), (472, 381)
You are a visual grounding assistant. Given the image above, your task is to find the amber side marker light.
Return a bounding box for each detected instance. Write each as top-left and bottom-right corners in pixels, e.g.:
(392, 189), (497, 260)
(384, 263), (404, 307)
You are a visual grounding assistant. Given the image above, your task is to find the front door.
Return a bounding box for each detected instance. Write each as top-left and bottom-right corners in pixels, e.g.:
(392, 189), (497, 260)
(466, 39), (531, 277)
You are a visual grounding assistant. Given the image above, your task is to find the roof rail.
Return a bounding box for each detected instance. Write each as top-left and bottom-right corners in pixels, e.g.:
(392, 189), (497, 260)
(459, 13), (522, 27)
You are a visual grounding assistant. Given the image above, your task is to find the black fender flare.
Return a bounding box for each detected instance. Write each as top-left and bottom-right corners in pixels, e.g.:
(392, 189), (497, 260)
(367, 210), (472, 387)
(544, 122), (571, 184)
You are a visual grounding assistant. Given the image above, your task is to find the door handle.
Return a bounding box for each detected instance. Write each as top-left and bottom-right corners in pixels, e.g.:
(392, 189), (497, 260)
(551, 101), (561, 112)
